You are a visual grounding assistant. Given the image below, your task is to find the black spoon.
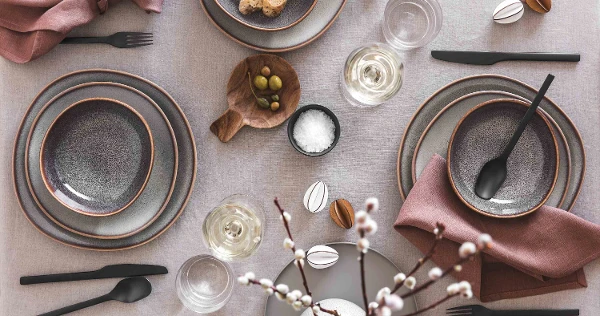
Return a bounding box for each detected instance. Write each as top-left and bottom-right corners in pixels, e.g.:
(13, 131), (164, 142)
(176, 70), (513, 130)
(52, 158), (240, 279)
(474, 74), (555, 200)
(38, 277), (152, 316)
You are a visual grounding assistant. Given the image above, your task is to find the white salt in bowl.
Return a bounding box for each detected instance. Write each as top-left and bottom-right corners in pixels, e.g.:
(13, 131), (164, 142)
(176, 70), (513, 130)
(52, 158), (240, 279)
(287, 104), (341, 157)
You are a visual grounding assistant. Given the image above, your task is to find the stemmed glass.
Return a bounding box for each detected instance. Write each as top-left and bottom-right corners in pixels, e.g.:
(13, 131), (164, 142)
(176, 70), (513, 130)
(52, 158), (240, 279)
(341, 0), (443, 108)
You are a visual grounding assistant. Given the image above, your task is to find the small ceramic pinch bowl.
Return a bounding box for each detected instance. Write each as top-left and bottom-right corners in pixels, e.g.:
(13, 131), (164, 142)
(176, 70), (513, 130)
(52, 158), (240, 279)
(287, 104), (341, 157)
(447, 99), (559, 218)
(40, 98), (154, 217)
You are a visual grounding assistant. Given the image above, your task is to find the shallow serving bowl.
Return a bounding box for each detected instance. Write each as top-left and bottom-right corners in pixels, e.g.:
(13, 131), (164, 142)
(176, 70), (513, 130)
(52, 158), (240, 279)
(40, 98), (154, 217)
(447, 99), (559, 218)
(214, 0), (318, 31)
(286, 104), (340, 157)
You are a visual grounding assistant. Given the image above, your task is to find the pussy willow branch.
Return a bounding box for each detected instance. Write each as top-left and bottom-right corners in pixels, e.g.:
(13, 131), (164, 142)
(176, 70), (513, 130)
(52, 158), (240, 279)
(361, 203), (375, 316)
(391, 223), (445, 295)
(274, 198), (339, 316)
(247, 279), (339, 315)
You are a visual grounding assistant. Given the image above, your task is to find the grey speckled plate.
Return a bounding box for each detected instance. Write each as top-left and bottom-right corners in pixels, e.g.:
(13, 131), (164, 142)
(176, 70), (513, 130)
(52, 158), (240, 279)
(397, 75), (585, 212)
(413, 91), (571, 209)
(26, 83), (177, 239)
(40, 98), (154, 217)
(447, 99), (559, 218)
(201, 0), (346, 52)
(13, 69), (196, 251)
(214, 0), (318, 31)
(265, 243), (417, 316)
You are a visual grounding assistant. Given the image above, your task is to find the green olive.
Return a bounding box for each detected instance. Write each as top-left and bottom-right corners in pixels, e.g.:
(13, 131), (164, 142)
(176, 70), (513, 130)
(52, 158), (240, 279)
(261, 66), (271, 77)
(269, 75), (283, 91)
(253, 75), (268, 90)
(257, 98), (270, 109)
(271, 94), (280, 102)
(270, 101), (280, 111)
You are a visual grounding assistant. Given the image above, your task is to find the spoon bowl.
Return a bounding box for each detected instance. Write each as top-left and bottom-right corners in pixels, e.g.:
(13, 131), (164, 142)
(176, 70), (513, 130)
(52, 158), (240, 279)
(109, 277), (152, 303)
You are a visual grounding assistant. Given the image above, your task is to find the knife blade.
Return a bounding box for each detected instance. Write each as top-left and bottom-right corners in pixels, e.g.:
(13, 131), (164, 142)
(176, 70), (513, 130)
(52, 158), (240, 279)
(431, 50), (580, 65)
(20, 264), (168, 285)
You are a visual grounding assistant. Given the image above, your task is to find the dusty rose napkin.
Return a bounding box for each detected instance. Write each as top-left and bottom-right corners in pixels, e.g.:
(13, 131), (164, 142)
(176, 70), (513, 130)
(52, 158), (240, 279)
(0, 0), (163, 63)
(394, 154), (600, 302)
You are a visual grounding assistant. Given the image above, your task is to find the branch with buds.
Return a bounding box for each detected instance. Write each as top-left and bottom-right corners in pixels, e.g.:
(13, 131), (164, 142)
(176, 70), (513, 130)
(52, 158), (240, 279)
(237, 197), (492, 316)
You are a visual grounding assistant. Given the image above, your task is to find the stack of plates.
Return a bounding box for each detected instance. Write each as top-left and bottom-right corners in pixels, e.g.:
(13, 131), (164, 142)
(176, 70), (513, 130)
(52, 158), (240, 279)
(13, 69), (197, 251)
(199, 0), (347, 52)
(397, 75), (585, 212)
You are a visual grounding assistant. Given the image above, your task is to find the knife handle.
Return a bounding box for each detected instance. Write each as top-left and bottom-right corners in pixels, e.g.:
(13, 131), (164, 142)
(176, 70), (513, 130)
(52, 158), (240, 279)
(504, 53), (580, 62)
(20, 271), (96, 285)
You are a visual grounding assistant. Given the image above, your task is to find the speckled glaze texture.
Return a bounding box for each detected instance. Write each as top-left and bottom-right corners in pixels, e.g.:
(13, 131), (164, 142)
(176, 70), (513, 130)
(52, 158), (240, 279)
(266, 243), (418, 315)
(448, 100), (558, 217)
(214, 0), (317, 31)
(412, 91), (571, 209)
(397, 75), (585, 212)
(13, 70), (196, 250)
(41, 99), (153, 216)
(26, 83), (178, 239)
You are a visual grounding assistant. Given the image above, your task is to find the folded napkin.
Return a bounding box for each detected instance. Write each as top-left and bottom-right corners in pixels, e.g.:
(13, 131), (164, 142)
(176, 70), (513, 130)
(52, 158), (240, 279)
(394, 154), (600, 302)
(0, 0), (163, 63)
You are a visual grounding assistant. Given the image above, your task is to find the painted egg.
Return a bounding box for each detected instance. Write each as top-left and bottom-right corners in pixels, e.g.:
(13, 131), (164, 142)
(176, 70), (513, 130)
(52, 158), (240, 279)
(303, 181), (328, 213)
(493, 0), (524, 24)
(307, 245), (339, 270)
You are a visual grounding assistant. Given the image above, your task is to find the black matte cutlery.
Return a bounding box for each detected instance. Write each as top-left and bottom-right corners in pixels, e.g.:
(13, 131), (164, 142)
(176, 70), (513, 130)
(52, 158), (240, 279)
(447, 305), (579, 316)
(39, 277), (152, 316)
(431, 50), (580, 65)
(20, 264), (167, 285)
(60, 32), (153, 48)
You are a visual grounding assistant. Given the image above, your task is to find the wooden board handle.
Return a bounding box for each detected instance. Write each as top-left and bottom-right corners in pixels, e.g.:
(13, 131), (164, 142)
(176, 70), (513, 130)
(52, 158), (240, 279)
(210, 109), (245, 143)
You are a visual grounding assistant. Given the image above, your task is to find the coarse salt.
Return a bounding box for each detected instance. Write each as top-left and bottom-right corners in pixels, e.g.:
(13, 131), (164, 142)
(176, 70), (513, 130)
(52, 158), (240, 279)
(292, 109), (335, 153)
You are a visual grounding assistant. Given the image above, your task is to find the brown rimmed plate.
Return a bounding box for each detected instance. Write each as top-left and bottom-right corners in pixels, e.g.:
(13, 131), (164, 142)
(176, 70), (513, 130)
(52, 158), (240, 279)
(396, 75), (585, 212)
(447, 99), (559, 218)
(412, 91), (571, 209)
(26, 84), (177, 239)
(40, 98), (154, 217)
(13, 69), (196, 251)
(200, 0), (346, 52)
(214, 0), (318, 32)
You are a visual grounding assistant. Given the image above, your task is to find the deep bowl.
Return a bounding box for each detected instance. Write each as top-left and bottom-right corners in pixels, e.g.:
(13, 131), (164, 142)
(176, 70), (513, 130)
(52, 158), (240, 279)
(287, 104), (341, 157)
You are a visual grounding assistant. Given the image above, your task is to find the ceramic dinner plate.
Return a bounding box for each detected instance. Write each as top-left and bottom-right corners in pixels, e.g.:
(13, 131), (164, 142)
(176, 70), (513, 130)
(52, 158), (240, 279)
(447, 99), (559, 217)
(40, 98), (154, 217)
(13, 69), (196, 251)
(412, 91), (571, 209)
(26, 83), (177, 239)
(265, 243), (418, 316)
(214, 0), (317, 31)
(397, 75), (585, 212)
(200, 0), (346, 52)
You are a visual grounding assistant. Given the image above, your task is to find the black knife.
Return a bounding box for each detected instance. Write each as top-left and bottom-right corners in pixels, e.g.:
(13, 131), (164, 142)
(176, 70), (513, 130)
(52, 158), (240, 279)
(20, 264), (168, 285)
(431, 50), (580, 65)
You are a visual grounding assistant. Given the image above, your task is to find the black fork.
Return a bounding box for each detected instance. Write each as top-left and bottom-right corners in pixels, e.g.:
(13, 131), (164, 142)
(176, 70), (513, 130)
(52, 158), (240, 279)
(447, 305), (579, 316)
(61, 32), (153, 48)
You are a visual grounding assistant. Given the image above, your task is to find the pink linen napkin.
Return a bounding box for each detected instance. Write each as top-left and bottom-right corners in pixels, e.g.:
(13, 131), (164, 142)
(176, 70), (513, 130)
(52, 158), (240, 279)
(0, 0), (163, 63)
(394, 154), (600, 302)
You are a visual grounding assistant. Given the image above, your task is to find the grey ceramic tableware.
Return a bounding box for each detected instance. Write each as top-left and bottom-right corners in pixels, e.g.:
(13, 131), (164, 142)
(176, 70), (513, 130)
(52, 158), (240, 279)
(40, 98), (154, 217)
(412, 91), (571, 209)
(214, 0), (317, 31)
(26, 83), (177, 239)
(200, 0), (346, 52)
(397, 75), (585, 212)
(447, 99), (559, 217)
(265, 243), (418, 316)
(13, 69), (196, 251)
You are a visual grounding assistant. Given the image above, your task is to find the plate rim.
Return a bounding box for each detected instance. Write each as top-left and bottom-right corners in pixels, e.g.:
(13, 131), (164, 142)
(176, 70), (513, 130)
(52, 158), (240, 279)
(12, 69), (197, 251)
(411, 91), (572, 210)
(445, 98), (560, 218)
(213, 0), (319, 32)
(396, 74), (586, 212)
(24, 82), (178, 239)
(200, 0), (347, 53)
(264, 241), (418, 315)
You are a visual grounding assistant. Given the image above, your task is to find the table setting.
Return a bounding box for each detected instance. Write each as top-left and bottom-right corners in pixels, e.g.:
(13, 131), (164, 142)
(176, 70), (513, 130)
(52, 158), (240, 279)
(1, 0), (600, 315)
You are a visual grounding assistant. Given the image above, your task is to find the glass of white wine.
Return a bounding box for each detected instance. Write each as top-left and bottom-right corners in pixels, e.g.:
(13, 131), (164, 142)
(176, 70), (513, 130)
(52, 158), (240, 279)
(202, 194), (264, 262)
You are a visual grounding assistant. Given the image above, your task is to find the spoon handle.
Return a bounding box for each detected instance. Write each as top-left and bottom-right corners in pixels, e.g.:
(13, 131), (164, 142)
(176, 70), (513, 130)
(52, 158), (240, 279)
(501, 74), (554, 159)
(38, 294), (111, 316)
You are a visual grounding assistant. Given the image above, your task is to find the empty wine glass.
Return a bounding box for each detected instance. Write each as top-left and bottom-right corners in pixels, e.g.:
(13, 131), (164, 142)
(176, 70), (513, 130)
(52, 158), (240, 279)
(383, 0), (443, 50)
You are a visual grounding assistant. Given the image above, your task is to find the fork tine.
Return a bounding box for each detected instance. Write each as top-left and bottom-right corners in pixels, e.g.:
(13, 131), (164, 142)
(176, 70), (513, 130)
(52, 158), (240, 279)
(447, 310), (472, 315)
(119, 32), (153, 36)
(126, 42), (153, 48)
(447, 305), (478, 311)
(126, 34), (153, 39)
(126, 40), (153, 45)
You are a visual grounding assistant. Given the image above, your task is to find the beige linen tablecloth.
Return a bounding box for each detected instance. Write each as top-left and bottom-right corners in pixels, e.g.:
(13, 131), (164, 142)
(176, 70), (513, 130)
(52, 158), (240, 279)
(1, 1), (599, 315)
